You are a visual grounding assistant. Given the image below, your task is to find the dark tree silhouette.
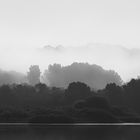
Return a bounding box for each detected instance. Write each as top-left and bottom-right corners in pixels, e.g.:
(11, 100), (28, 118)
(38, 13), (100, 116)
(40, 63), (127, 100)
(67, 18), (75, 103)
(105, 83), (124, 107)
(85, 96), (111, 110)
(35, 83), (49, 94)
(0, 85), (15, 105)
(65, 82), (91, 104)
(0, 76), (139, 123)
(123, 79), (140, 113)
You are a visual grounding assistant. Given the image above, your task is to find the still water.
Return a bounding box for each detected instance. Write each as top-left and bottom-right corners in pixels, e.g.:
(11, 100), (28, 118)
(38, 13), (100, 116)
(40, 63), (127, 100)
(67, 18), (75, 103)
(0, 125), (140, 140)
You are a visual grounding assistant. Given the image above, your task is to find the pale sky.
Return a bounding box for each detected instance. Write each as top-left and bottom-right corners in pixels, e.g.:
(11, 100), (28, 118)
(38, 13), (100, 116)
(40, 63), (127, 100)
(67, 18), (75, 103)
(0, 0), (140, 82)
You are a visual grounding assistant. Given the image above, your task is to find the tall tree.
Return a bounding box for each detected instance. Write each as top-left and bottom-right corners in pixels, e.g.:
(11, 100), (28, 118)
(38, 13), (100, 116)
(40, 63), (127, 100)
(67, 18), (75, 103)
(27, 65), (41, 85)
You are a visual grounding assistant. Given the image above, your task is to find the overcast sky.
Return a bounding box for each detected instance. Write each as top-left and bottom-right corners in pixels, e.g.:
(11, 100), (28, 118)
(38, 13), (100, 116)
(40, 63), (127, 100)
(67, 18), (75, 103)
(0, 0), (140, 82)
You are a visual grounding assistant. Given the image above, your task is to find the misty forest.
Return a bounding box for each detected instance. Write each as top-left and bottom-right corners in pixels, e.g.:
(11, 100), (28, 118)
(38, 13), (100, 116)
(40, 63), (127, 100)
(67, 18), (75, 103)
(0, 63), (140, 123)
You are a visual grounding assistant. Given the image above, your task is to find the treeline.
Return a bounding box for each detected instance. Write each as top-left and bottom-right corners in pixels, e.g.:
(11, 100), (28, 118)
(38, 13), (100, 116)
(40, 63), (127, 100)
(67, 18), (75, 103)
(0, 78), (140, 123)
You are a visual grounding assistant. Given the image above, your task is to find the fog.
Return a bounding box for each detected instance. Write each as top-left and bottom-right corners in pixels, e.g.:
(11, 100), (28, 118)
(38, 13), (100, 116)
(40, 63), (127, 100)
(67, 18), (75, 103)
(0, 69), (27, 85)
(0, 43), (140, 83)
(42, 62), (122, 89)
(39, 44), (140, 82)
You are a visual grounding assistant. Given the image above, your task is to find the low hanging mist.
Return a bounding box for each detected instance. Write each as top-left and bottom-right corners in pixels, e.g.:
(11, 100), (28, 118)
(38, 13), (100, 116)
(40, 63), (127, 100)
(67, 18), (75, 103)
(42, 63), (122, 89)
(0, 63), (122, 90)
(1, 43), (140, 82)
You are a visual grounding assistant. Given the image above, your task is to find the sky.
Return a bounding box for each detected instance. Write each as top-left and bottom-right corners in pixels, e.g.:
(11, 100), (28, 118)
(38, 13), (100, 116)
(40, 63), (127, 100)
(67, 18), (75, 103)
(0, 0), (140, 82)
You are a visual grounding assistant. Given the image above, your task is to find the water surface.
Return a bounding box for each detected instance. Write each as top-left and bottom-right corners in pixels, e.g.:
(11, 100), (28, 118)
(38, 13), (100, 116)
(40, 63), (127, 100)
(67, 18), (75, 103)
(0, 125), (140, 140)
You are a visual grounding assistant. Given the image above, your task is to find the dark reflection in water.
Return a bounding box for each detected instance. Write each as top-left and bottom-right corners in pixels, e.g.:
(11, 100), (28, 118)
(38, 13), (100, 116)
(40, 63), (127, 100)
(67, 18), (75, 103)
(0, 125), (140, 140)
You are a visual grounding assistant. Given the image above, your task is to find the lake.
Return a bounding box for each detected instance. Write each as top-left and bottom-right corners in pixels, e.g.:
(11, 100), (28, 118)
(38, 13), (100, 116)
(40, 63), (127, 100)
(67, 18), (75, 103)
(0, 125), (140, 140)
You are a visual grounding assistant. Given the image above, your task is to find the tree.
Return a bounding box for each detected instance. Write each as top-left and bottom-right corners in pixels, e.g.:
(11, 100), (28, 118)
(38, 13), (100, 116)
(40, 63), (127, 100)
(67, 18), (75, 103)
(35, 83), (49, 94)
(65, 82), (91, 103)
(123, 79), (140, 113)
(105, 83), (124, 106)
(27, 65), (41, 85)
(85, 96), (111, 110)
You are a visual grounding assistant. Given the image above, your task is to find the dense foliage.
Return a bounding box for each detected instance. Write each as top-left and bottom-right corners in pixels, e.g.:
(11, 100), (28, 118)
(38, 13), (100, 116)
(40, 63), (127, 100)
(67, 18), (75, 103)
(0, 79), (140, 123)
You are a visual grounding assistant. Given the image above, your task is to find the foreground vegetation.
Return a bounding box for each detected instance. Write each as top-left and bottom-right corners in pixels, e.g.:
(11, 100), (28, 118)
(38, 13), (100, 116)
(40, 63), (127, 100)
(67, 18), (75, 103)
(0, 79), (140, 123)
